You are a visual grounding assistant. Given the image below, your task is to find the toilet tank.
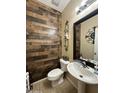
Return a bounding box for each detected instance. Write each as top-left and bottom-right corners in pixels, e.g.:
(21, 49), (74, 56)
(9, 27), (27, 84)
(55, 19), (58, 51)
(60, 59), (69, 72)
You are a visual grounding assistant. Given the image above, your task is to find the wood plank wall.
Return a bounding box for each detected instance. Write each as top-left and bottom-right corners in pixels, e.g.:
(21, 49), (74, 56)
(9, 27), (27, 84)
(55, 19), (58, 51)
(75, 24), (81, 59)
(26, 0), (62, 83)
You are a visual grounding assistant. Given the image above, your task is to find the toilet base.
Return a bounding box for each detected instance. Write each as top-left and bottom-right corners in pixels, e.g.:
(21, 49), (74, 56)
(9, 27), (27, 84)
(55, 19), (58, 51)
(51, 75), (64, 87)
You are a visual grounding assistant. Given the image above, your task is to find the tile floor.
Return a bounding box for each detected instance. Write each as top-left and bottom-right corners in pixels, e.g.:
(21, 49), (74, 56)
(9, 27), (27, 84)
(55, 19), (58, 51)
(29, 77), (77, 93)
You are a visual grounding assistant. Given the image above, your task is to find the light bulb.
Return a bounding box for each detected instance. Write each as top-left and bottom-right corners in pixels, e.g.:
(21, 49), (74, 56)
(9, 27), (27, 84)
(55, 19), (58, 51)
(75, 6), (79, 12)
(81, 0), (88, 6)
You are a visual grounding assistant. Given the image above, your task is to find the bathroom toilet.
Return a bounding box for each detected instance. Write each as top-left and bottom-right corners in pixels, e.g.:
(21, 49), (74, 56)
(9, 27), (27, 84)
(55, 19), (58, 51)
(47, 59), (69, 87)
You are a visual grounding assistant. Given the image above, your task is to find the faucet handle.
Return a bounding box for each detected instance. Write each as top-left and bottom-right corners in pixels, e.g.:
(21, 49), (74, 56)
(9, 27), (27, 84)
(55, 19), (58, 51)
(94, 64), (98, 70)
(94, 65), (98, 75)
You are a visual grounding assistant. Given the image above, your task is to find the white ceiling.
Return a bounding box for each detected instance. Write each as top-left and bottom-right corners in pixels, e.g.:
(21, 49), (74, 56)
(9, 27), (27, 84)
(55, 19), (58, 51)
(37, 0), (71, 12)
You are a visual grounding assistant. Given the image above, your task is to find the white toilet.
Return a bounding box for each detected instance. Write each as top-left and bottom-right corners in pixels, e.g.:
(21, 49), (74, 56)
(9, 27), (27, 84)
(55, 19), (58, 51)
(47, 59), (69, 87)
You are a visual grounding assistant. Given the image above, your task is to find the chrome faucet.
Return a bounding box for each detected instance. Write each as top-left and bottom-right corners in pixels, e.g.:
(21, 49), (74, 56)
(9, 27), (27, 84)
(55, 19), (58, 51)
(80, 61), (88, 68)
(75, 59), (88, 68)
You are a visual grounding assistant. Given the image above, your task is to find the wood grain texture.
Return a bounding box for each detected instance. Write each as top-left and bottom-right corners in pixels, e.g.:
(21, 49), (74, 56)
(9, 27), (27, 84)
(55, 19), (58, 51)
(74, 24), (81, 59)
(27, 0), (61, 15)
(26, 59), (60, 83)
(26, 0), (62, 83)
(27, 10), (48, 21)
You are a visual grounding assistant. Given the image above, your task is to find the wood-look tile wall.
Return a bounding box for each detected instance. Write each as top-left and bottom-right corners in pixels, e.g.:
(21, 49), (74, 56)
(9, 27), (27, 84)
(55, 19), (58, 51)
(26, 0), (62, 83)
(74, 24), (81, 59)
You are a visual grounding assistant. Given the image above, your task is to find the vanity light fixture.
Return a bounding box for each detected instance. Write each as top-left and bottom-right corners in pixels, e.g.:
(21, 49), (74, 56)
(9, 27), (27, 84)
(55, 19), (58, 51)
(76, 0), (96, 15)
(51, 0), (60, 6)
(81, 0), (88, 6)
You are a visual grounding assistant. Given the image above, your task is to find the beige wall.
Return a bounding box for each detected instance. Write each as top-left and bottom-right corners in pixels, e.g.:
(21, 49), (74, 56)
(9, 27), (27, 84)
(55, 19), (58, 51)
(61, 1), (98, 92)
(61, 0), (98, 61)
(80, 15), (98, 59)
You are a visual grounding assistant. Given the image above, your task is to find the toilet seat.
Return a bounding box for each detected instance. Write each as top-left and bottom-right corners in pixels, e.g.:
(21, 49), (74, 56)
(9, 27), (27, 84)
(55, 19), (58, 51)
(47, 68), (64, 81)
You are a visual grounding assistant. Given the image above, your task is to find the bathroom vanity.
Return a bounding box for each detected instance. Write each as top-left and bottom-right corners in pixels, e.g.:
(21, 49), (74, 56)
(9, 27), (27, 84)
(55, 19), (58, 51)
(67, 61), (98, 93)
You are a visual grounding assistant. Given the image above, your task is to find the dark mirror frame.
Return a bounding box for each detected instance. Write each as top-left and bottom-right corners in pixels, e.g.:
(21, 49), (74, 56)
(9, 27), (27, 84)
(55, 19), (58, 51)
(73, 9), (98, 59)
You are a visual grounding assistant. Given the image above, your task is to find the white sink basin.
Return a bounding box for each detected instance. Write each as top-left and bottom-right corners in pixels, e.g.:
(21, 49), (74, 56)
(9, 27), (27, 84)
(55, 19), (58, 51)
(67, 62), (98, 84)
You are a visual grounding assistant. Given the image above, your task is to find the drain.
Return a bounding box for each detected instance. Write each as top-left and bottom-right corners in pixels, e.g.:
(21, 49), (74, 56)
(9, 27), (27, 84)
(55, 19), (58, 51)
(79, 75), (83, 78)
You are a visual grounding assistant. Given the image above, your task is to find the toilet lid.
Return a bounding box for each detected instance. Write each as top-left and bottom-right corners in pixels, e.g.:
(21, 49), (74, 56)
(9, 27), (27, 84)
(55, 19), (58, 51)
(48, 68), (64, 77)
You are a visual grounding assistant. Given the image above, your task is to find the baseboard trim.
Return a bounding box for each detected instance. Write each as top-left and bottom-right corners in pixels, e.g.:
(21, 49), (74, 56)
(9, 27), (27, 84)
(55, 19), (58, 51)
(31, 77), (47, 85)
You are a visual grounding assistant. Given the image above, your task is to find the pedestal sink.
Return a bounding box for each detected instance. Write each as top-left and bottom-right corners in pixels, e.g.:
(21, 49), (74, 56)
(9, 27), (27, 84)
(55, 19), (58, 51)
(67, 62), (98, 93)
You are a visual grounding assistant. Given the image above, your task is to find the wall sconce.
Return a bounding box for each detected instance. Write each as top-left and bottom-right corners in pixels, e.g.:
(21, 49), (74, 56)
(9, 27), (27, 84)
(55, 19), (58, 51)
(64, 21), (69, 51)
(75, 0), (96, 15)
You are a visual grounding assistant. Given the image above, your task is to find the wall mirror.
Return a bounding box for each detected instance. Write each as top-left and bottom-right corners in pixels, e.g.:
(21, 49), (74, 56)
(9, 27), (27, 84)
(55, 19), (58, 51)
(73, 9), (98, 63)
